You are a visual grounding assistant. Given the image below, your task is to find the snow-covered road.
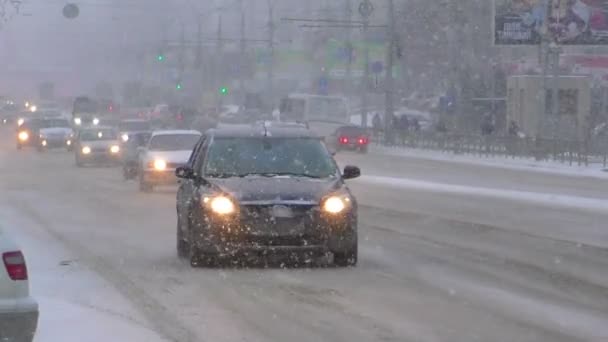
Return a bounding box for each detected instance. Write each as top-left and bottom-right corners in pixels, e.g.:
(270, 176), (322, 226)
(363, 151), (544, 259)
(1, 128), (607, 342)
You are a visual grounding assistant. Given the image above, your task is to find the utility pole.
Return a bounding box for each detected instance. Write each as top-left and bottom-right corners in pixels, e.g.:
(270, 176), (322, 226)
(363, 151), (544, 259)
(239, 0), (246, 95)
(358, 0), (374, 128)
(384, 0), (396, 144)
(344, 0), (353, 94)
(267, 0), (275, 100)
(550, 42), (562, 138)
(216, 12), (224, 113)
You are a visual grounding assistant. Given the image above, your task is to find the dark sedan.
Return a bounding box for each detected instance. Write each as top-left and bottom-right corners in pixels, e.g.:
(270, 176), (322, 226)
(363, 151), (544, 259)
(175, 125), (360, 267)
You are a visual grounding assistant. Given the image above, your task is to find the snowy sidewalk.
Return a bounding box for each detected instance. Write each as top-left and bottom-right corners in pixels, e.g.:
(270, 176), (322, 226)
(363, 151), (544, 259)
(0, 208), (168, 342)
(372, 145), (608, 180)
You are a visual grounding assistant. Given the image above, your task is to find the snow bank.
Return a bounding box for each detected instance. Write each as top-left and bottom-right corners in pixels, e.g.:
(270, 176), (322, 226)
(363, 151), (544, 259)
(0, 207), (168, 342)
(373, 146), (608, 180)
(359, 175), (608, 213)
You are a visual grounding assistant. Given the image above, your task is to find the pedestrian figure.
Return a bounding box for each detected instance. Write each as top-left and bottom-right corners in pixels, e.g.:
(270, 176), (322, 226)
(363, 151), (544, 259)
(399, 115), (410, 145)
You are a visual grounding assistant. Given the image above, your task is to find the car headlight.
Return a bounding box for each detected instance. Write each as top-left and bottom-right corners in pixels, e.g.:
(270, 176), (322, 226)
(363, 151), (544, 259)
(29, 105), (37, 113)
(81, 146), (91, 155)
(110, 145), (120, 154)
(66, 140), (72, 146)
(153, 159), (167, 171)
(74, 117), (82, 125)
(322, 195), (352, 214)
(206, 196), (236, 215)
(18, 131), (29, 141)
(17, 118), (24, 126)
(121, 133), (129, 142)
(92, 118), (100, 125)
(41, 140), (47, 147)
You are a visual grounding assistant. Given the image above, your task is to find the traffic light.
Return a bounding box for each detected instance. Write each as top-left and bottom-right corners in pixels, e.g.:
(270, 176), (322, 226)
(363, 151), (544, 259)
(156, 54), (165, 62)
(175, 82), (182, 90)
(219, 86), (228, 95)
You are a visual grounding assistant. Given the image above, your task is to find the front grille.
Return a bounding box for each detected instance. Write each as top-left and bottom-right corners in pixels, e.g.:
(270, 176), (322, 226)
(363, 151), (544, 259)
(233, 204), (326, 246)
(92, 147), (108, 153)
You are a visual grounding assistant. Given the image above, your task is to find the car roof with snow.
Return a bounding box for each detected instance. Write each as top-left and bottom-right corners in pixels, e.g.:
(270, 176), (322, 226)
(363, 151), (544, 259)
(150, 130), (201, 137)
(209, 124), (319, 139)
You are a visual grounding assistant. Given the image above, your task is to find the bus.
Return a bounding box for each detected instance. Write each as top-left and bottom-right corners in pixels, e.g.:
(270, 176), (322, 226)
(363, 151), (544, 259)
(278, 93), (351, 138)
(72, 96), (99, 127)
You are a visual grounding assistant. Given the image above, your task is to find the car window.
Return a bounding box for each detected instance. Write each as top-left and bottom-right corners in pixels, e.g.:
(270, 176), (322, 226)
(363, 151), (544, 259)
(119, 121), (150, 131)
(203, 137), (338, 179)
(43, 119), (70, 128)
(148, 134), (200, 151)
(80, 129), (117, 141)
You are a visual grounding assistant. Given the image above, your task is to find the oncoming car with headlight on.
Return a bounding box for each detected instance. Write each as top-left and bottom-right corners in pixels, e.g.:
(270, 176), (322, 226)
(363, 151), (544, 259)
(138, 130), (201, 192)
(37, 118), (73, 151)
(73, 127), (121, 167)
(175, 125), (360, 267)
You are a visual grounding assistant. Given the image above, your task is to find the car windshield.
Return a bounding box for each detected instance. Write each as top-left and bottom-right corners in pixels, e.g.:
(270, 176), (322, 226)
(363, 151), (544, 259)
(119, 121), (150, 131)
(43, 119), (70, 128)
(148, 134), (199, 151)
(204, 137), (337, 179)
(80, 129), (117, 141)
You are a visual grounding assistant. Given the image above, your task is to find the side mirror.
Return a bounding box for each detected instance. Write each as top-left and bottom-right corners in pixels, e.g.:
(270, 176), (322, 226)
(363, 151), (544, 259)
(176, 165), (195, 179)
(342, 165), (360, 180)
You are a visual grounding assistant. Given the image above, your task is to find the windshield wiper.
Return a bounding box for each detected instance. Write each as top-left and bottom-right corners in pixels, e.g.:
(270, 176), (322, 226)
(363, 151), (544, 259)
(237, 172), (322, 179)
(206, 173), (239, 178)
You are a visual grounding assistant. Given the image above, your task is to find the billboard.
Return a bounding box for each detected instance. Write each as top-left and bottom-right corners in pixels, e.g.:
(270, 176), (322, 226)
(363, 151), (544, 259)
(495, 0), (608, 45)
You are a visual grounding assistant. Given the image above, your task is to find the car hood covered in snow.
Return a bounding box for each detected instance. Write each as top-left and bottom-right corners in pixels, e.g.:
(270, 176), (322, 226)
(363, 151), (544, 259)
(145, 150), (192, 164)
(208, 177), (343, 203)
(39, 127), (72, 137)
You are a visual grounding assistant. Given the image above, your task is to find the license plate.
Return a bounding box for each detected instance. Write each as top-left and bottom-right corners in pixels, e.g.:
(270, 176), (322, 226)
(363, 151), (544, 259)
(271, 205), (294, 218)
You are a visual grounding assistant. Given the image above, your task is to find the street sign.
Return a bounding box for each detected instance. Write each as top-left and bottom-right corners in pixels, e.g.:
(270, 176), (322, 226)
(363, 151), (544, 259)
(358, 0), (374, 19)
(371, 61), (383, 74)
(62, 3), (79, 19)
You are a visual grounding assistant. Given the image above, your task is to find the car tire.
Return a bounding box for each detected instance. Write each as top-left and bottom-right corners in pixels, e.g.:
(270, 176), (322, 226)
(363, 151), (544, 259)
(188, 223), (216, 268)
(334, 237), (358, 267)
(176, 217), (189, 259)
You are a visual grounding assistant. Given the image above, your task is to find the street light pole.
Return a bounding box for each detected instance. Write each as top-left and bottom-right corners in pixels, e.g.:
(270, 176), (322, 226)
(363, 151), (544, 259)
(384, 0), (395, 144)
(239, 0), (246, 95)
(361, 18), (370, 128)
(267, 0), (275, 99)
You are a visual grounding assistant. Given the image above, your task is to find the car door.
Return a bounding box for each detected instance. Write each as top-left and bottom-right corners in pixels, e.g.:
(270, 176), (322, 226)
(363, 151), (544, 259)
(177, 135), (206, 228)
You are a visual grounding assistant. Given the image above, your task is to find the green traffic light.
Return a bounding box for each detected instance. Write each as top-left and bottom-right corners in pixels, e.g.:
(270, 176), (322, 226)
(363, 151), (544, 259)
(157, 54), (165, 62)
(176, 83), (182, 90)
(220, 87), (228, 95)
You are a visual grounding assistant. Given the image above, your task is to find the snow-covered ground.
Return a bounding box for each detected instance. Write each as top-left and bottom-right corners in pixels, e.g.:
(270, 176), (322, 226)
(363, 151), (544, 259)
(0, 208), (167, 342)
(372, 145), (608, 180)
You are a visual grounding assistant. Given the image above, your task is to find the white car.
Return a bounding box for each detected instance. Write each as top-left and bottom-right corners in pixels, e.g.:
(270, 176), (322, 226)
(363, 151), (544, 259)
(138, 130), (201, 192)
(0, 229), (38, 342)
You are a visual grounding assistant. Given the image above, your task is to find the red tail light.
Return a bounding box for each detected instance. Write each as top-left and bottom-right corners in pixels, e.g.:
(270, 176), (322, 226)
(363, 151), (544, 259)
(3, 251), (28, 280)
(358, 137), (368, 145)
(339, 136), (349, 144)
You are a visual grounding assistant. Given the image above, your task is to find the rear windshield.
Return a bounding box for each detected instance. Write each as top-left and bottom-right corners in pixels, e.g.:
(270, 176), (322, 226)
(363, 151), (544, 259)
(149, 134), (200, 151)
(337, 126), (367, 136)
